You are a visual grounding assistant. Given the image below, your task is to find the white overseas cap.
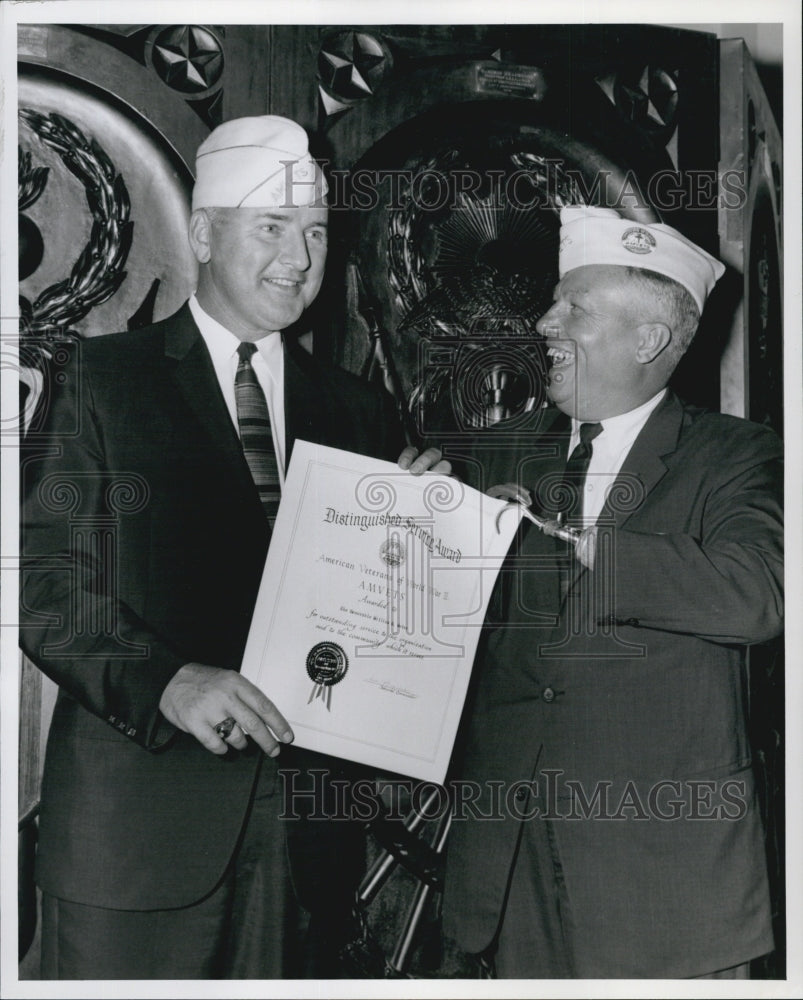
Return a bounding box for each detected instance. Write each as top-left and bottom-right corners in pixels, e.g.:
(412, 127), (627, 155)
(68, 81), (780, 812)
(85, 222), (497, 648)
(192, 115), (328, 210)
(558, 205), (725, 312)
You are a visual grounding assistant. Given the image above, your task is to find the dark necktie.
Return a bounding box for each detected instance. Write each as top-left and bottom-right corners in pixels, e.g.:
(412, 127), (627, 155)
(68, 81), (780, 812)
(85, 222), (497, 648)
(558, 421), (602, 600)
(561, 421), (603, 518)
(235, 341), (281, 526)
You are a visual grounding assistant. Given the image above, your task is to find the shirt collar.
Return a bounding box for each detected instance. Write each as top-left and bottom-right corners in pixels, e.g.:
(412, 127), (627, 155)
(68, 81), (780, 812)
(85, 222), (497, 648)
(188, 294), (282, 385)
(572, 388), (667, 440)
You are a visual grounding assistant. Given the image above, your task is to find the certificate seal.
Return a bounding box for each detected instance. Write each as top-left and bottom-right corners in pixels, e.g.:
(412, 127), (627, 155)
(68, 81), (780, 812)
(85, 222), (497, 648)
(306, 642), (348, 710)
(380, 537), (405, 567)
(306, 642), (348, 686)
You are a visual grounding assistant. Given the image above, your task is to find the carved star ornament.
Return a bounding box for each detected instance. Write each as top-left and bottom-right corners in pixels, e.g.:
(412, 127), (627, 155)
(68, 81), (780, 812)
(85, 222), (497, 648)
(152, 25), (224, 94)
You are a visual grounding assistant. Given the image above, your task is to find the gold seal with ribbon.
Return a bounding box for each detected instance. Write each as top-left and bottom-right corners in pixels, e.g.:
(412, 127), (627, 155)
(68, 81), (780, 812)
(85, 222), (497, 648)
(306, 641), (348, 711)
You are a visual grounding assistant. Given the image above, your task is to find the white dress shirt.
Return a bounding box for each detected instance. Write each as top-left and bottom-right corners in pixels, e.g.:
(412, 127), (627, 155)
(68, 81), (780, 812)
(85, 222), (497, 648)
(189, 294), (287, 485)
(568, 388), (666, 523)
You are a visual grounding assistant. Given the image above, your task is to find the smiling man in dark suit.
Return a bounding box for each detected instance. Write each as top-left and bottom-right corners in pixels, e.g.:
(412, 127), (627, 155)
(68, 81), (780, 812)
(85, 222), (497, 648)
(405, 205), (783, 978)
(20, 115), (406, 979)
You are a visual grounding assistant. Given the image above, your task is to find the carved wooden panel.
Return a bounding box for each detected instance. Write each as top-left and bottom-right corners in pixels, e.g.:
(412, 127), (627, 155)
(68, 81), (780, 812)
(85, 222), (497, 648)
(266, 24), (728, 425)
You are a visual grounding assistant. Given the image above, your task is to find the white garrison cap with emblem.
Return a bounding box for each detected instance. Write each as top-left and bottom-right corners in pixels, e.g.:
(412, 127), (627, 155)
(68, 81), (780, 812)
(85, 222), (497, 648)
(192, 115), (327, 210)
(558, 205), (725, 312)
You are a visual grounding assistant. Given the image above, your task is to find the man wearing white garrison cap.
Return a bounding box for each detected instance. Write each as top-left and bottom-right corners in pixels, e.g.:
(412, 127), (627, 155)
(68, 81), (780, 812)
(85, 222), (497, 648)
(413, 206), (783, 978)
(21, 115), (406, 978)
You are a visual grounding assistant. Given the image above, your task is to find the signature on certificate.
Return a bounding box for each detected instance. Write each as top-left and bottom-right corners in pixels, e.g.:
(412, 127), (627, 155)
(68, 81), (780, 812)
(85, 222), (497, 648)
(364, 676), (418, 699)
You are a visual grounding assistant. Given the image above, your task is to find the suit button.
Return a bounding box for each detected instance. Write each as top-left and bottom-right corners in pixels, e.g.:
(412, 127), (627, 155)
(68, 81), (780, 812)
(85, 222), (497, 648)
(515, 787), (528, 802)
(626, 617), (640, 626)
(542, 687), (555, 703)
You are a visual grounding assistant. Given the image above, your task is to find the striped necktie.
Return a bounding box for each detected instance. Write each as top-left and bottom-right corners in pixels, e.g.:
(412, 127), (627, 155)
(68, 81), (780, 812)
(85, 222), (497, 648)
(235, 341), (281, 526)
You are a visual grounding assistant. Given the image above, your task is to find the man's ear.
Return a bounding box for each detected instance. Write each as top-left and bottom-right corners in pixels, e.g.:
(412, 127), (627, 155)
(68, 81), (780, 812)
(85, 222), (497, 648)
(188, 209), (213, 264)
(635, 322), (672, 364)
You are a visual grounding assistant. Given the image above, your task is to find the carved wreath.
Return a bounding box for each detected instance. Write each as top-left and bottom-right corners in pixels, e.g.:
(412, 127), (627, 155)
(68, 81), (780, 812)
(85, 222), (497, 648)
(18, 109), (133, 343)
(387, 149), (587, 324)
(384, 148), (587, 426)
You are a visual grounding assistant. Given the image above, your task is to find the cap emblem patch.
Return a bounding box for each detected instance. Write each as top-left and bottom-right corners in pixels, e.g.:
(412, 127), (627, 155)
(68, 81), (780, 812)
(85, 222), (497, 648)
(621, 227), (656, 254)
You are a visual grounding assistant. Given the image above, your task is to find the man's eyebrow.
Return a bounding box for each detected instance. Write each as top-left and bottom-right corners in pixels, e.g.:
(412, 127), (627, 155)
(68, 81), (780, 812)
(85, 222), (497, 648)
(252, 211), (327, 228)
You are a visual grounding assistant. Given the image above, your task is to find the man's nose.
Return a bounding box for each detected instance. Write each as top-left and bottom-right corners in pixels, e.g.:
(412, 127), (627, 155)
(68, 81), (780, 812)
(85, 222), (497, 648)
(536, 304), (560, 335)
(278, 228), (311, 270)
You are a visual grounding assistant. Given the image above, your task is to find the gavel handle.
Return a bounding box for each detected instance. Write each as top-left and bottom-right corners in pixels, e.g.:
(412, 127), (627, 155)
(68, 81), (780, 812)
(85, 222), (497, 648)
(492, 492), (581, 544)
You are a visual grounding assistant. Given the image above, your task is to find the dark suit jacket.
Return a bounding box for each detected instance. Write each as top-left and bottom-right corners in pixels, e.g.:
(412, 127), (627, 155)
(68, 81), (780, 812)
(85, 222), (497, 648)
(441, 392), (783, 977)
(20, 303), (404, 912)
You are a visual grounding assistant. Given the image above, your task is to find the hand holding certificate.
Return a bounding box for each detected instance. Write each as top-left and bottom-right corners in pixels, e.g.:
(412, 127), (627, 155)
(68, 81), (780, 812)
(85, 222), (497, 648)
(241, 442), (521, 783)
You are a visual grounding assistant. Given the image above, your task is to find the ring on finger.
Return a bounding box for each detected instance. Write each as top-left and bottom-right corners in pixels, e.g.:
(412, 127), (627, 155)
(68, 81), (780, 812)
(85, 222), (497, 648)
(213, 716), (237, 740)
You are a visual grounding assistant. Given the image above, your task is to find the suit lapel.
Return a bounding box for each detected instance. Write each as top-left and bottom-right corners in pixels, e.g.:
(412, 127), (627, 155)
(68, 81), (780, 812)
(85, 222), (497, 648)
(528, 409), (571, 516)
(495, 408), (570, 625)
(563, 391), (685, 602)
(597, 390), (685, 531)
(163, 304), (256, 499)
(284, 337), (341, 468)
(480, 407), (569, 562)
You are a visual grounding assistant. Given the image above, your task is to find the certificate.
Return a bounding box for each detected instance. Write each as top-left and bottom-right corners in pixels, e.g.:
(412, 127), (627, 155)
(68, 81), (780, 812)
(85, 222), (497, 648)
(240, 441), (521, 783)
